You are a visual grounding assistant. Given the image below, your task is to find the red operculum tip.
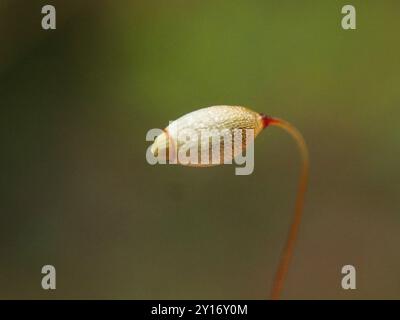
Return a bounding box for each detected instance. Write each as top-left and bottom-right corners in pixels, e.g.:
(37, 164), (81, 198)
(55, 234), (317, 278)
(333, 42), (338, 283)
(259, 113), (278, 128)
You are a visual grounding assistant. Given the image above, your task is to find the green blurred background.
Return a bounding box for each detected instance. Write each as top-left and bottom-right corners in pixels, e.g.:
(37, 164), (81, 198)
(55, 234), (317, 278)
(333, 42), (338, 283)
(1, 0), (399, 299)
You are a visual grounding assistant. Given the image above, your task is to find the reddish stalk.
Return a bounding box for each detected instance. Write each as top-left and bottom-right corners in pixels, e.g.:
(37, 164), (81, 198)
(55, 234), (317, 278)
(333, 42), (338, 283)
(262, 116), (309, 300)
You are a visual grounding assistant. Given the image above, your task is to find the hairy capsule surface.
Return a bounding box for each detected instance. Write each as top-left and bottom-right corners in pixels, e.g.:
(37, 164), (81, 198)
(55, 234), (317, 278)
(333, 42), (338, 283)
(150, 105), (266, 166)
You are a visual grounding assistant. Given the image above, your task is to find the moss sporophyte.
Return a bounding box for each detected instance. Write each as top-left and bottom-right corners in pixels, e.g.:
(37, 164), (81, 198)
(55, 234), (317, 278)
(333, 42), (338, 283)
(147, 105), (309, 299)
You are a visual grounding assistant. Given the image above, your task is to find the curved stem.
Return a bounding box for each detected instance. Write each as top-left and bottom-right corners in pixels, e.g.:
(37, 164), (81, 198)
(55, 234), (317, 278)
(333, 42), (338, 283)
(268, 118), (309, 300)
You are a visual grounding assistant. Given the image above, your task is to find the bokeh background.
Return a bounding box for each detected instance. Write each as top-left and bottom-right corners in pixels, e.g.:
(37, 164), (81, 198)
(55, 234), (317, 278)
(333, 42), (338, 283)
(1, 0), (399, 299)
